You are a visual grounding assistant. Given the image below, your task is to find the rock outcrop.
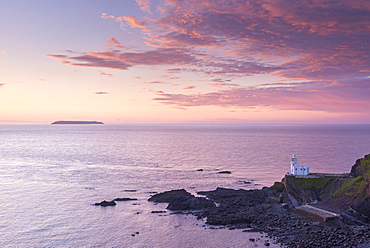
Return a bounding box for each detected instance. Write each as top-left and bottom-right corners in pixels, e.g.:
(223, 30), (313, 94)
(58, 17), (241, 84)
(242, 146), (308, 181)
(148, 189), (216, 210)
(94, 200), (116, 206)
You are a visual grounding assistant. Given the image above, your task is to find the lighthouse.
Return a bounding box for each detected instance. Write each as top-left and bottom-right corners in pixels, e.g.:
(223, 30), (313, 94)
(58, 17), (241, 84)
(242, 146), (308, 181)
(289, 154), (309, 176)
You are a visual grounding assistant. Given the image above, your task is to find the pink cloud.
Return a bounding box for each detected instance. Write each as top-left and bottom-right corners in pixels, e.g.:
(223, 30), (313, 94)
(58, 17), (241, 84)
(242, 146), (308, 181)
(145, 0), (370, 81)
(183, 85), (195, 90)
(165, 68), (182, 73)
(209, 82), (240, 88)
(95, 92), (109, 95)
(98, 71), (113, 77)
(119, 16), (147, 29)
(49, 0), (370, 116)
(153, 78), (370, 113)
(46, 48), (199, 70)
(101, 13), (115, 19)
(136, 0), (152, 13)
(144, 81), (167, 84)
(144, 81), (179, 87)
(106, 37), (129, 49)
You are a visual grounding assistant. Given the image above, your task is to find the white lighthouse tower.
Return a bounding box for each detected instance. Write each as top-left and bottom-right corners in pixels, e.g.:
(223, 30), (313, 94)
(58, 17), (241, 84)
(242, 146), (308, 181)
(289, 154), (309, 176)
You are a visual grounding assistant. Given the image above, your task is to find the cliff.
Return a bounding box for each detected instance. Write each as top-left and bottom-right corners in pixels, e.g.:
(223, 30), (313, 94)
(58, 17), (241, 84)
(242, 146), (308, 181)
(279, 154), (370, 222)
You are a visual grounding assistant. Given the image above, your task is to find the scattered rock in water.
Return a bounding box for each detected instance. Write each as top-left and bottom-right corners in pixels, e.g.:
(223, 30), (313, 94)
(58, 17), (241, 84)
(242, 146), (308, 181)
(148, 189), (216, 211)
(197, 169), (204, 171)
(217, 171), (232, 174)
(148, 189), (192, 203)
(94, 200), (116, 206)
(123, 189), (137, 192)
(146, 191), (158, 194)
(113, 197), (138, 201)
(151, 210), (167, 213)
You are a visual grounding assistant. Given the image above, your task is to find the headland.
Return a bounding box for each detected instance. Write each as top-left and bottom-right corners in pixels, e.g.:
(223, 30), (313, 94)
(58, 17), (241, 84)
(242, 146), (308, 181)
(146, 154), (370, 247)
(51, 121), (104, 125)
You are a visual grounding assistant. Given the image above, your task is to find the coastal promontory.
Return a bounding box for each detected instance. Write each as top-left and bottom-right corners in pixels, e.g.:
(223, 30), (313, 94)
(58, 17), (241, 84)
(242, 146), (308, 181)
(51, 121), (104, 125)
(148, 154), (370, 247)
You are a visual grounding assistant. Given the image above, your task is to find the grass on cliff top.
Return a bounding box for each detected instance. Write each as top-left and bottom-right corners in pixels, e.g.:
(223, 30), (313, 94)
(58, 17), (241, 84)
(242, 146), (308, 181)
(288, 176), (335, 190)
(331, 176), (368, 198)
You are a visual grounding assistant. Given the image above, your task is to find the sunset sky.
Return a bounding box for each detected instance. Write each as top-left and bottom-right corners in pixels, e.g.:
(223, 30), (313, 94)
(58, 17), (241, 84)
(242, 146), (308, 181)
(1, 0), (370, 124)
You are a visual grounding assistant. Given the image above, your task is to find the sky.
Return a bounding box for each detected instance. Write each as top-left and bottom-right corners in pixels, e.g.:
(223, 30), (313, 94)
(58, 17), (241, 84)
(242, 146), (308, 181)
(1, 0), (369, 124)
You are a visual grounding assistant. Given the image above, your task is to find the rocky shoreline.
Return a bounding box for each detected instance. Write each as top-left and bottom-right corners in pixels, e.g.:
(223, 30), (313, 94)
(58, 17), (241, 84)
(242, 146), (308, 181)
(148, 187), (370, 247)
(147, 154), (370, 247)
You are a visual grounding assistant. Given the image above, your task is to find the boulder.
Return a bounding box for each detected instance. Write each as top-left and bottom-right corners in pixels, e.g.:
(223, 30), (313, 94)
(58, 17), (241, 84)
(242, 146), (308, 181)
(148, 189), (192, 203)
(94, 200), (116, 206)
(113, 198), (137, 201)
(218, 171), (232, 174)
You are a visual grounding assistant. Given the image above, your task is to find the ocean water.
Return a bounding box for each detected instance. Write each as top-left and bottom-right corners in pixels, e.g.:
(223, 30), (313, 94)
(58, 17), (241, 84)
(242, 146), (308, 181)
(1, 124), (370, 247)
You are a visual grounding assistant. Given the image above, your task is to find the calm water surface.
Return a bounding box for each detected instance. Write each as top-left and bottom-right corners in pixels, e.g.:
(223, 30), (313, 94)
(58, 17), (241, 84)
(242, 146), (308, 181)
(1, 124), (369, 247)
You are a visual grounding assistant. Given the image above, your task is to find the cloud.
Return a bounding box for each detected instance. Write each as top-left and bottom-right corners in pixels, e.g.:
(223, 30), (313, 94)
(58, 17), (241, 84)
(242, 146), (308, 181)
(0, 50), (6, 54)
(101, 13), (115, 19)
(118, 16), (147, 29)
(183, 85), (195, 90)
(0, 83), (5, 87)
(209, 82), (240, 88)
(144, 81), (167, 84)
(47, 48), (200, 70)
(95, 92), (109, 94)
(46, 53), (132, 70)
(136, 0), (152, 13)
(153, 78), (370, 113)
(54, 0), (370, 82)
(144, 81), (179, 87)
(106, 37), (129, 49)
(165, 68), (182, 73)
(147, 0), (370, 81)
(49, 0), (370, 116)
(98, 71), (113, 77)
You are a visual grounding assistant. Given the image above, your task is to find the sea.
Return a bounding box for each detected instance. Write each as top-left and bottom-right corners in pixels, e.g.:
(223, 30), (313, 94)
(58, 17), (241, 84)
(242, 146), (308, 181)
(1, 124), (370, 248)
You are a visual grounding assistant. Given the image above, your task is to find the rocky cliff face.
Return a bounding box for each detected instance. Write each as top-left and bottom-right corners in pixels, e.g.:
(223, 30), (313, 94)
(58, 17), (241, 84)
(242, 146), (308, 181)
(350, 154), (370, 181)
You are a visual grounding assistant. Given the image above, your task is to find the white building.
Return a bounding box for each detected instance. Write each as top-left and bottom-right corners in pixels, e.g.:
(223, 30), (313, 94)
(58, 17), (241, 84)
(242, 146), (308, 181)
(289, 154), (309, 176)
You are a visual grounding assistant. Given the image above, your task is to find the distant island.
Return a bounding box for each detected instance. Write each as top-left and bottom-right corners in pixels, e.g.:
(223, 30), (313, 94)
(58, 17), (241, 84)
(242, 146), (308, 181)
(51, 121), (104, 125)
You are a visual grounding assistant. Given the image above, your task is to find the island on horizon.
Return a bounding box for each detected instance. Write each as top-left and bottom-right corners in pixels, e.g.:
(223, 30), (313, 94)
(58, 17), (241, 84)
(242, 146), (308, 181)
(51, 121), (104, 125)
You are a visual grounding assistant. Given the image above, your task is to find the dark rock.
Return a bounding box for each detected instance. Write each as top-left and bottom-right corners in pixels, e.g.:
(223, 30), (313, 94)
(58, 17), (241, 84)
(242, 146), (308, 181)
(148, 189), (192, 203)
(94, 200), (116, 206)
(197, 169), (204, 171)
(218, 171), (232, 174)
(151, 210), (166, 213)
(113, 198), (138, 201)
(166, 196), (216, 210)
